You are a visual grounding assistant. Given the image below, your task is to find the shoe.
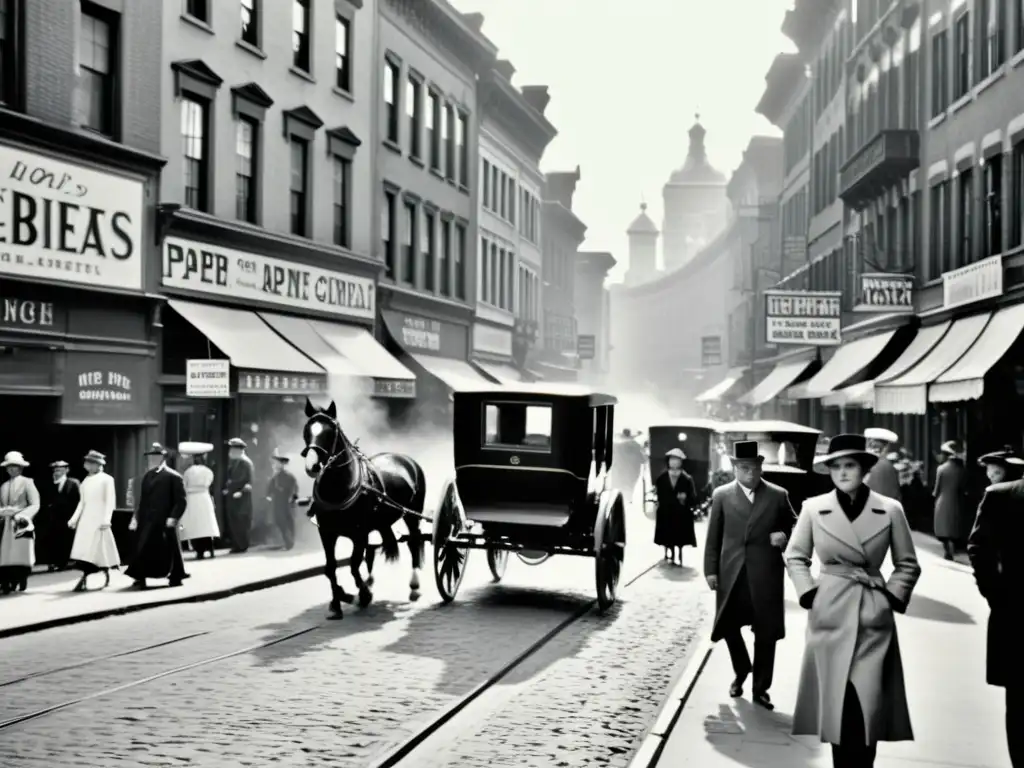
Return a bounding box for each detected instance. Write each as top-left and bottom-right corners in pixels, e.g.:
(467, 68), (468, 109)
(168, 580), (183, 588)
(17, 578), (27, 592)
(729, 677), (745, 697)
(753, 692), (774, 710)
(131, 579), (147, 589)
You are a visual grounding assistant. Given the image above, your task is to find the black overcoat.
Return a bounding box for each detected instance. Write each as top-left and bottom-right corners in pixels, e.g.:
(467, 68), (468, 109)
(38, 478), (80, 565)
(967, 478), (1024, 688)
(704, 479), (796, 642)
(126, 466), (187, 581)
(653, 470), (697, 547)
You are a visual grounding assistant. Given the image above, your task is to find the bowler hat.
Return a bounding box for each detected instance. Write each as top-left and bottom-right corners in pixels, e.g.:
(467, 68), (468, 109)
(1, 451), (29, 468)
(143, 443), (168, 456)
(813, 434), (878, 474)
(728, 441), (764, 463)
(977, 446), (1024, 468)
(226, 437), (247, 449)
(83, 450), (106, 465)
(665, 447), (686, 462)
(50, 460), (69, 469)
(272, 449), (290, 463)
(865, 427), (899, 444)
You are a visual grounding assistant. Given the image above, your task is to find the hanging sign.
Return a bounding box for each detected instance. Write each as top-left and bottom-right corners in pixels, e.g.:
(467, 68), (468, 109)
(854, 273), (914, 313)
(186, 359), (230, 398)
(764, 290), (842, 346)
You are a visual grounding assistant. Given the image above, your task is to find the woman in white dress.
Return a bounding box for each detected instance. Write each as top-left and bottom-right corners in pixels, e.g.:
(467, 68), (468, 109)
(178, 443), (220, 559)
(68, 450), (120, 592)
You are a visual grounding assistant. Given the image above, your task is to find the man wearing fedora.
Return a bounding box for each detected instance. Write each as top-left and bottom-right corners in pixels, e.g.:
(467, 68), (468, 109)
(934, 440), (968, 560)
(125, 443), (188, 588)
(265, 450), (299, 551)
(223, 438), (254, 553)
(39, 460), (81, 572)
(864, 427), (902, 502)
(0, 451), (40, 593)
(968, 447), (1024, 767)
(704, 440), (797, 710)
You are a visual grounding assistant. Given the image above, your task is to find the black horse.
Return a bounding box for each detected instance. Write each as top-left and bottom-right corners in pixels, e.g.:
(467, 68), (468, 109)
(300, 398), (428, 619)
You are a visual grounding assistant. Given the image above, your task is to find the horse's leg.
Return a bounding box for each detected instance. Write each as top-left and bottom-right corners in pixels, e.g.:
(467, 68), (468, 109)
(318, 524), (350, 619)
(405, 512), (423, 601)
(350, 533), (373, 608)
(364, 543), (377, 588)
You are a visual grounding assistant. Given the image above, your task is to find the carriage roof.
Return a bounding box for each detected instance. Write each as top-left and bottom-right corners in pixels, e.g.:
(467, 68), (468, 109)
(452, 382), (617, 407)
(647, 418), (724, 432)
(721, 419), (822, 436)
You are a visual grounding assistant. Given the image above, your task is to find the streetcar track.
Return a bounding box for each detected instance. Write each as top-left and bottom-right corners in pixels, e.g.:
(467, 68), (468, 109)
(0, 631), (213, 688)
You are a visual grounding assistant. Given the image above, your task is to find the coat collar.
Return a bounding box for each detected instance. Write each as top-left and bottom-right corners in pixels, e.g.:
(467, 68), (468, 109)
(732, 480), (770, 534)
(817, 489), (890, 559)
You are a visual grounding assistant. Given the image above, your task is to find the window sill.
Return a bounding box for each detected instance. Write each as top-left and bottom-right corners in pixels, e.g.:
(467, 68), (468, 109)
(446, 177), (458, 188)
(409, 154), (424, 168)
(1012, 48), (1024, 69)
(429, 167), (445, 181)
(289, 66), (316, 84)
(927, 113), (946, 130)
(180, 13), (214, 34)
(949, 93), (972, 115)
(382, 139), (402, 155)
(235, 39), (266, 59)
(973, 66), (1005, 97)
(332, 86), (354, 103)
(458, 183), (469, 195)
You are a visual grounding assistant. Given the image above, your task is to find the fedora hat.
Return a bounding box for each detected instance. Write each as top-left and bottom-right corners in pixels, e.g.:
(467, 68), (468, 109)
(1, 451), (29, 468)
(83, 450), (106, 465)
(865, 427), (899, 444)
(665, 447), (686, 462)
(940, 440), (962, 456)
(143, 443), (168, 456)
(977, 446), (1024, 468)
(178, 441), (214, 456)
(50, 460), (69, 469)
(813, 434), (878, 474)
(271, 450), (291, 463)
(728, 441), (763, 464)
(226, 437), (247, 449)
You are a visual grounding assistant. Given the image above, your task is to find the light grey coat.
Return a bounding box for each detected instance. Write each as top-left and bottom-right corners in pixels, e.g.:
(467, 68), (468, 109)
(784, 490), (921, 745)
(0, 475), (41, 568)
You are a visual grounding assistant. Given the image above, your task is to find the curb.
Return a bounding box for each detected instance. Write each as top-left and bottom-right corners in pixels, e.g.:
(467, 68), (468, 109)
(628, 633), (715, 768)
(0, 559), (346, 641)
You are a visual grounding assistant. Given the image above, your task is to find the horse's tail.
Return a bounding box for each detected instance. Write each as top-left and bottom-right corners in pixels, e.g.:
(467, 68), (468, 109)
(410, 458), (427, 513)
(379, 524), (402, 562)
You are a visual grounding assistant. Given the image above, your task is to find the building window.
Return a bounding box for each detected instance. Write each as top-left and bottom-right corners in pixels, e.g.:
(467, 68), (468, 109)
(382, 188), (396, 277)
(482, 159), (491, 208)
(1018, 0), (1024, 53)
(1013, 143), (1024, 248)
(929, 181), (950, 277)
(402, 200), (415, 284)
(384, 58), (399, 143)
(292, 0), (310, 73)
(74, 4), (115, 136)
(333, 156), (350, 247)
(498, 249), (507, 309)
(334, 15), (350, 92)
(457, 112), (469, 187)
(406, 76), (421, 159)
(440, 220), (451, 297)
(240, 0), (259, 47)
(983, 155), (1002, 257)
(235, 117), (257, 223)
(181, 98), (208, 211)
(931, 29), (948, 116)
(701, 336), (722, 367)
(422, 210), (436, 292)
(444, 104), (456, 181)
(953, 12), (970, 101)
(957, 168), (974, 268)
(289, 137), (309, 236)
(506, 177), (516, 225)
(981, 0), (1003, 79)
(0, 0), (21, 107)
(455, 222), (466, 299)
(480, 236), (490, 303)
(427, 90), (441, 171)
(186, 0), (208, 21)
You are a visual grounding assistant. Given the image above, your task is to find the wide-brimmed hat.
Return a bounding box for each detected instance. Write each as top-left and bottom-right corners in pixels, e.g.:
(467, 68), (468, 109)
(1, 451), (29, 468)
(813, 434), (878, 474)
(178, 441), (214, 456)
(83, 450), (106, 465)
(143, 443), (168, 456)
(977, 446), (1024, 468)
(865, 427), (899, 444)
(50, 460), (69, 469)
(728, 441), (764, 464)
(226, 437), (247, 449)
(940, 440), (962, 456)
(665, 447), (686, 462)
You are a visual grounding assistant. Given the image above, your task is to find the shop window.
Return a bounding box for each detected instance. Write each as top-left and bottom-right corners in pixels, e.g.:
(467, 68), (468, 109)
(484, 403), (552, 451)
(75, 2), (117, 137)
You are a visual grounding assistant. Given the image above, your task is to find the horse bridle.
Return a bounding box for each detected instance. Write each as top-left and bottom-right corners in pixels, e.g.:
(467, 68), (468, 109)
(303, 412), (367, 511)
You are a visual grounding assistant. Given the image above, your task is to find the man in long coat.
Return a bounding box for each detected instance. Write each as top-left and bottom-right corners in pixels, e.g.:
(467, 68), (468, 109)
(223, 438), (254, 553)
(39, 460), (80, 571)
(704, 440), (796, 710)
(265, 451), (299, 551)
(864, 427), (902, 501)
(967, 467), (1024, 767)
(126, 443), (188, 588)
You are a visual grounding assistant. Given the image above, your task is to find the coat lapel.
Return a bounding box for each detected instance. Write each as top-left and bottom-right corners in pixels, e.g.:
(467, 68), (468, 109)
(852, 492), (891, 548)
(815, 490), (870, 559)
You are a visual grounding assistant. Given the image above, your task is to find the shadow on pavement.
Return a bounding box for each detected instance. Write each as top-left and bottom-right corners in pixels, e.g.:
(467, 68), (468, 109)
(904, 593), (975, 624)
(656, 562), (699, 582)
(704, 699), (809, 765)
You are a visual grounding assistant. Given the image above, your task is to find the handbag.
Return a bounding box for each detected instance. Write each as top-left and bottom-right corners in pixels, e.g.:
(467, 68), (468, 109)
(13, 516), (35, 539)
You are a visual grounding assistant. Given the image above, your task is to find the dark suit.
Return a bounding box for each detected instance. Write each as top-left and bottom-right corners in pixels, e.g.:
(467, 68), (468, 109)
(866, 454), (902, 502)
(967, 479), (1024, 767)
(126, 465), (187, 583)
(223, 456), (254, 552)
(39, 477), (80, 567)
(704, 479), (796, 696)
(266, 469), (299, 550)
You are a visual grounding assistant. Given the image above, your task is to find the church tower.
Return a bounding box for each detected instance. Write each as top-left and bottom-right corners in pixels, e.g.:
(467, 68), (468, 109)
(625, 202), (659, 286)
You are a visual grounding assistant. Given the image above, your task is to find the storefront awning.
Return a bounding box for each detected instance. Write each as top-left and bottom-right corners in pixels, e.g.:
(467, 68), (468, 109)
(823, 321), (951, 409)
(258, 313), (362, 376)
(309, 320), (417, 398)
(738, 356), (816, 406)
(929, 303), (1024, 403)
(168, 299), (323, 375)
(475, 361), (525, 384)
(695, 367), (746, 402)
(411, 353), (494, 391)
(874, 313), (991, 415)
(786, 331), (897, 400)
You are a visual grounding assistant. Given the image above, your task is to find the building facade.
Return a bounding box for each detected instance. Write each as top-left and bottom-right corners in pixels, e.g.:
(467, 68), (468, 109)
(574, 251), (616, 384)
(0, 0), (166, 510)
(373, 0), (500, 423)
(474, 61), (555, 383)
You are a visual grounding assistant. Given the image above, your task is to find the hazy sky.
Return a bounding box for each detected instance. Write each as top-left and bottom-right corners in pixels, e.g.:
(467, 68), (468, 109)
(450, 0), (797, 279)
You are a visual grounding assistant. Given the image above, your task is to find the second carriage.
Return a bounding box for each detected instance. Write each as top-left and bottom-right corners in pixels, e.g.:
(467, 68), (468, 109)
(640, 418), (724, 520)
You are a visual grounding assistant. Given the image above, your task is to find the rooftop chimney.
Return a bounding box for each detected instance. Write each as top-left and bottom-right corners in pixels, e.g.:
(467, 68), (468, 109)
(520, 85), (550, 115)
(494, 59), (516, 80)
(461, 11), (484, 31)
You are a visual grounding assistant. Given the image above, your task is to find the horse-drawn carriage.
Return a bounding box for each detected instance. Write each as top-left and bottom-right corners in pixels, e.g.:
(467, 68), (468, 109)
(640, 418), (724, 520)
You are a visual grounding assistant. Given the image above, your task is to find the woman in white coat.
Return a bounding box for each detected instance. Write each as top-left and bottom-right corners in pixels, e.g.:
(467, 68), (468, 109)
(178, 443), (220, 559)
(784, 433), (922, 768)
(68, 450), (120, 591)
(0, 451), (40, 594)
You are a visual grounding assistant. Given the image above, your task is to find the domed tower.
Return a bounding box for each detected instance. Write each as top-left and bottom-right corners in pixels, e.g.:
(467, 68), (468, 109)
(661, 115), (728, 272)
(625, 202), (659, 286)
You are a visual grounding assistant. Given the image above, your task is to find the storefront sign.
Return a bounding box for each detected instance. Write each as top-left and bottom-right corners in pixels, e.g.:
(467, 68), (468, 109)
(237, 371), (328, 395)
(401, 315), (441, 351)
(383, 310), (468, 360)
(942, 254), (1003, 310)
(60, 352), (150, 423)
(0, 144), (144, 291)
(186, 359), (230, 398)
(764, 290), (842, 346)
(472, 323), (513, 357)
(0, 295), (67, 332)
(854, 273), (914, 313)
(162, 237), (374, 321)
(373, 378), (416, 398)
(577, 334), (596, 360)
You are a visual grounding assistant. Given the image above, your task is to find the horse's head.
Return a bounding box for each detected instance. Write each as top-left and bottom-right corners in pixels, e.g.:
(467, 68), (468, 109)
(301, 398), (344, 478)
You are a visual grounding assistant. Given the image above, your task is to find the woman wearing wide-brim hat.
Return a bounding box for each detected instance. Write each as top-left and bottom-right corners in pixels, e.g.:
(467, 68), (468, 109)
(784, 434), (921, 768)
(933, 440), (968, 560)
(177, 442), (220, 560)
(653, 447), (697, 565)
(977, 446), (1024, 486)
(0, 451), (40, 593)
(67, 450), (120, 591)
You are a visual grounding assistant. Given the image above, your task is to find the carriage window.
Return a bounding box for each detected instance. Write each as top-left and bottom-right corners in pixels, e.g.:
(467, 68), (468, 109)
(484, 403), (552, 451)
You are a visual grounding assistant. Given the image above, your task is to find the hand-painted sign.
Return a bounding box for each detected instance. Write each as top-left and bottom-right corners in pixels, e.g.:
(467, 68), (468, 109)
(162, 237), (374, 320)
(577, 334), (596, 360)
(186, 359), (230, 398)
(60, 352), (150, 423)
(237, 371), (328, 395)
(765, 290), (842, 346)
(372, 378), (416, 398)
(854, 273), (914, 313)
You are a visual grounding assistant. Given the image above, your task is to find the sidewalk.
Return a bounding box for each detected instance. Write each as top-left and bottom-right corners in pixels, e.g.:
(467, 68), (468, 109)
(639, 533), (1009, 768)
(0, 539), (352, 639)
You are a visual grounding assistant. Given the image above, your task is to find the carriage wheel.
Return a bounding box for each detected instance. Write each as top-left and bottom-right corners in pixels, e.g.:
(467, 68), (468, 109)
(432, 481), (468, 603)
(486, 548), (508, 582)
(596, 499), (624, 612)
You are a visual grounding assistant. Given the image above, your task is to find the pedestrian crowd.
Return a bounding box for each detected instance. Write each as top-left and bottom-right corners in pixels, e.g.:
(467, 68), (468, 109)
(0, 437), (301, 594)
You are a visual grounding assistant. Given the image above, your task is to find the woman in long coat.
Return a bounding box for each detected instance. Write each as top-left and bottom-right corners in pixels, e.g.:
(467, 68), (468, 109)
(933, 440), (967, 560)
(68, 450), (120, 591)
(178, 443), (220, 559)
(654, 448), (697, 565)
(785, 434), (921, 768)
(0, 451), (41, 594)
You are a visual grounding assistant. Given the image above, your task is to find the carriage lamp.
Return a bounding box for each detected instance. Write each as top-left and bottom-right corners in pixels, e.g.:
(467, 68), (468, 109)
(678, 432), (688, 442)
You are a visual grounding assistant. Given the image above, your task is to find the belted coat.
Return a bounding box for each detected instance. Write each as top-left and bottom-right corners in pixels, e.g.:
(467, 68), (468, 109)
(785, 490), (921, 745)
(0, 475), (41, 568)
